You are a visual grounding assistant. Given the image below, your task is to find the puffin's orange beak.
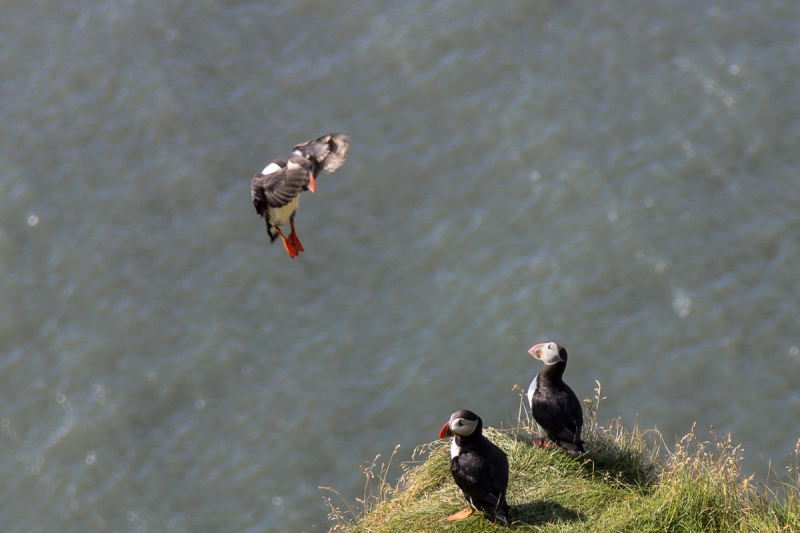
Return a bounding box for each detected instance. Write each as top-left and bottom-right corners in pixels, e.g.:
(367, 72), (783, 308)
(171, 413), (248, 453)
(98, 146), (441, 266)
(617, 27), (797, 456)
(528, 343), (546, 360)
(308, 173), (316, 194)
(439, 422), (453, 439)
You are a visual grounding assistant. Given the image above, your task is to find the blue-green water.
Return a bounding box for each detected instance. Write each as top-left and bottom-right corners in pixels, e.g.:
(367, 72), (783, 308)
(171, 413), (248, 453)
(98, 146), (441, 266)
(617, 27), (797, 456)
(1, 1), (799, 531)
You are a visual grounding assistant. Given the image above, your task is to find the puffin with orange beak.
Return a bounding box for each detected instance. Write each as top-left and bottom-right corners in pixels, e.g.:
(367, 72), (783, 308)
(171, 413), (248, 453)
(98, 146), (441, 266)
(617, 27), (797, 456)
(438, 410), (510, 525)
(251, 133), (349, 258)
(527, 342), (585, 457)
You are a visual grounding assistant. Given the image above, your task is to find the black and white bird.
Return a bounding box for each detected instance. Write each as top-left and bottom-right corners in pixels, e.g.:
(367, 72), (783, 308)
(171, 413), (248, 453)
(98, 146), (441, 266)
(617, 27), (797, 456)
(251, 133), (349, 258)
(438, 410), (510, 525)
(527, 342), (585, 457)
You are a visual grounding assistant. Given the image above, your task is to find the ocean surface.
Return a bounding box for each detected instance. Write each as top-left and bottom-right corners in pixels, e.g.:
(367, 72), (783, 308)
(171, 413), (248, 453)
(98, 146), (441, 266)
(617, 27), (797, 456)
(2, 1), (799, 531)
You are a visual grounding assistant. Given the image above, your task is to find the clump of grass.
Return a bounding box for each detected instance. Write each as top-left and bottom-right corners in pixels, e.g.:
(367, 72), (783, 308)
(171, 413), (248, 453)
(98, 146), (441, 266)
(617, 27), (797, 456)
(320, 444), (402, 530)
(324, 383), (800, 532)
(638, 427), (800, 532)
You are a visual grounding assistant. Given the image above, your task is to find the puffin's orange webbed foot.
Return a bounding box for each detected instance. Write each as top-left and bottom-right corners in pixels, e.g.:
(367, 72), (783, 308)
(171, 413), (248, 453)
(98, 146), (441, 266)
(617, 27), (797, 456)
(445, 509), (474, 521)
(532, 438), (553, 448)
(289, 232), (304, 253)
(279, 232), (299, 259)
(289, 219), (304, 253)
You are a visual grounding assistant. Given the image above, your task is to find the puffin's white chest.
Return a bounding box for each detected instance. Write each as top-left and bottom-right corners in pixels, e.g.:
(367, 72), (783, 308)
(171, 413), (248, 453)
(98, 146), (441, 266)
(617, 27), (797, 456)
(527, 376), (538, 407)
(269, 195), (300, 228)
(450, 438), (460, 458)
(527, 376), (546, 437)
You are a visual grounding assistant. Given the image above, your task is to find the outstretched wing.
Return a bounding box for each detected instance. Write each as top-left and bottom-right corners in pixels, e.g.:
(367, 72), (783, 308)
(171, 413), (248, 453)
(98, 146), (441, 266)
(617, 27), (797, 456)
(293, 133), (350, 173)
(251, 167), (309, 216)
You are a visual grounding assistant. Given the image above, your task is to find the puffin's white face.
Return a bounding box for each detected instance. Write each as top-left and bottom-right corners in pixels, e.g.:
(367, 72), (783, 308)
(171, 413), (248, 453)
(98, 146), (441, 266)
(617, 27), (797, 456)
(528, 341), (565, 365)
(448, 415), (479, 437)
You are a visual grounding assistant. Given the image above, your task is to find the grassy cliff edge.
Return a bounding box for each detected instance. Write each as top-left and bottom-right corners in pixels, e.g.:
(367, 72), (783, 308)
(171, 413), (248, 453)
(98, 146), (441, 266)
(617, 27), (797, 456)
(324, 389), (800, 532)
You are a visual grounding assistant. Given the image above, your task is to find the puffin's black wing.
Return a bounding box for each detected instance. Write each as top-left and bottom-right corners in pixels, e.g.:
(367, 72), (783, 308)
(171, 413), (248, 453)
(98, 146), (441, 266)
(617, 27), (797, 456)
(485, 448), (510, 511)
(293, 133), (350, 173)
(251, 167), (309, 216)
(534, 398), (582, 441)
(452, 445), (509, 522)
(532, 386), (584, 455)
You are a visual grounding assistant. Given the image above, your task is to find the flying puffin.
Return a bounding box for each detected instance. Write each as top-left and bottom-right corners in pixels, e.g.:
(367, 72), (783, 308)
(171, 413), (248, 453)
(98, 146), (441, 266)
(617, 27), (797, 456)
(527, 342), (585, 457)
(251, 133), (349, 258)
(439, 410), (510, 524)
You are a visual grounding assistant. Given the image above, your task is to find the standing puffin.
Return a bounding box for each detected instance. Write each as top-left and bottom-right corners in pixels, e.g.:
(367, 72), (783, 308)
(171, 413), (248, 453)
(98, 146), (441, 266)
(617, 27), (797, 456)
(251, 133), (349, 258)
(439, 410), (510, 525)
(527, 342), (585, 457)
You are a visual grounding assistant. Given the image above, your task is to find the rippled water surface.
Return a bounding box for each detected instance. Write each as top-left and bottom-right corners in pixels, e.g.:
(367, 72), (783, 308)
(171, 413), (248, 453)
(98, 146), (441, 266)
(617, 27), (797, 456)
(2, 1), (800, 531)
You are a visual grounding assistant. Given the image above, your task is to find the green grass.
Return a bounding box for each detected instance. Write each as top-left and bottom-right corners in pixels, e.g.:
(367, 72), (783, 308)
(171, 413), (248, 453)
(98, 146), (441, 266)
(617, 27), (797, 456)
(322, 384), (800, 532)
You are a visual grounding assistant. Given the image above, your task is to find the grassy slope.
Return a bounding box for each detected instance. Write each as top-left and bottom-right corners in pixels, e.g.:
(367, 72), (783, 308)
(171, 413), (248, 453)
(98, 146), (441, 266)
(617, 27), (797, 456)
(325, 398), (800, 532)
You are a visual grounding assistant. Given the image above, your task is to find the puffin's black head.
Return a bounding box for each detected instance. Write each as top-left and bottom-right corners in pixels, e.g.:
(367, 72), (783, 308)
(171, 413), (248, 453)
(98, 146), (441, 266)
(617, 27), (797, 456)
(293, 133), (350, 174)
(439, 410), (483, 439)
(528, 341), (568, 365)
